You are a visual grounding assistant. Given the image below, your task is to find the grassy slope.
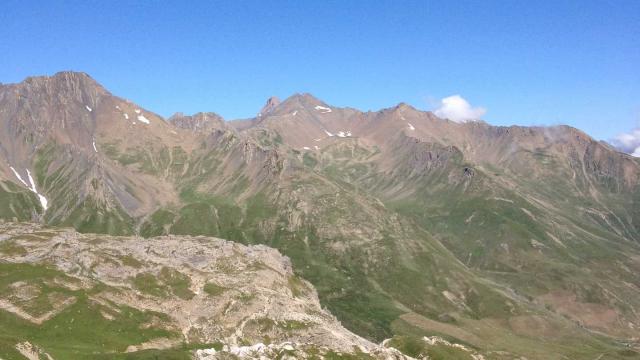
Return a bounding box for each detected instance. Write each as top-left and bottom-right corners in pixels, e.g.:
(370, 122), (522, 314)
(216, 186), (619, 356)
(2, 135), (640, 358)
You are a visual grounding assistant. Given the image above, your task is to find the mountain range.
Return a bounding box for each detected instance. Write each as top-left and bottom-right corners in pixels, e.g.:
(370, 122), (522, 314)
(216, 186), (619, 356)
(1, 71), (639, 359)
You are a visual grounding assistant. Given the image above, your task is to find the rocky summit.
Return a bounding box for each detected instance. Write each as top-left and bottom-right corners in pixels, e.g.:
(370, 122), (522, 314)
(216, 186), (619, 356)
(0, 72), (640, 359)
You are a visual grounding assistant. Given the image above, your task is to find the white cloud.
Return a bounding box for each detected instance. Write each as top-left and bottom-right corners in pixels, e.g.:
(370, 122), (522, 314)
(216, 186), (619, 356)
(611, 128), (640, 157)
(433, 95), (486, 123)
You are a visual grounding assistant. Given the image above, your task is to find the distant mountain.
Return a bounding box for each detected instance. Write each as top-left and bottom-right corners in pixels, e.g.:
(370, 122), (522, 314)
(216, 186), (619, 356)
(1, 72), (639, 359)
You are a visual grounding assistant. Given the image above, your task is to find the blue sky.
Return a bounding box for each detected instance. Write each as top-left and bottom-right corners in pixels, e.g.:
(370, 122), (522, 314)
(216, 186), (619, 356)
(0, 1), (638, 142)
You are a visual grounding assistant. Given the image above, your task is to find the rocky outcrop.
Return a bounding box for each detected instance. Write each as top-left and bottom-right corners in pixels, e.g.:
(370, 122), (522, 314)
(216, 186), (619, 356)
(0, 222), (408, 359)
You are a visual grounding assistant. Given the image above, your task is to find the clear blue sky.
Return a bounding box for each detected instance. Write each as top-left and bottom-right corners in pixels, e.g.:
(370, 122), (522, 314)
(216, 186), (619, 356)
(0, 1), (638, 141)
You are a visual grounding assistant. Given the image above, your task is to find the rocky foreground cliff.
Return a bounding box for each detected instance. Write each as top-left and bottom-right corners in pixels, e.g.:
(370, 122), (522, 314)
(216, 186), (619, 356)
(0, 222), (424, 359)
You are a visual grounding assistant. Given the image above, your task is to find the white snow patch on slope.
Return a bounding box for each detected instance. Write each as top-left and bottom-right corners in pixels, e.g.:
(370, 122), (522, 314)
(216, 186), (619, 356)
(314, 105), (332, 113)
(292, 110), (298, 116)
(303, 146), (310, 150)
(314, 145), (319, 150)
(336, 131), (352, 138)
(92, 138), (98, 153)
(135, 109), (141, 114)
(324, 130), (334, 137)
(124, 113), (129, 120)
(26, 169), (47, 210)
(11, 167), (49, 210)
(137, 114), (150, 124)
(407, 123), (415, 130)
(85, 105), (92, 112)
(9, 167), (29, 188)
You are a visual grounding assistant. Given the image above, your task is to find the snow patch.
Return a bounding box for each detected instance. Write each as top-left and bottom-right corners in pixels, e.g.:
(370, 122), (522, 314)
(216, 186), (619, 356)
(85, 105), (92, 112)
(292, 110), (298, 116)
(10, 167), (49, 210)
(115, 105), (121, 110)
(324, 130), (334, 137)
(314, 105), (332, 113)
(134, 109), (141, 114)
(314, 145), (319, 150)
(26, 170), (47, 210)
(336, 131), (352, 138)
(407, 123), (415, 131)
(137, 114), (150, 124)
(9, 166), (29, 188)
(92, 138), (98, 153)
(303, 146), (310, 150)
(124, 113), (129, 120)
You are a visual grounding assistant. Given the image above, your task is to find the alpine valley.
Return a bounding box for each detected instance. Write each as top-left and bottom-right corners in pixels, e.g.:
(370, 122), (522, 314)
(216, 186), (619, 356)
(1, 71), (639, 359)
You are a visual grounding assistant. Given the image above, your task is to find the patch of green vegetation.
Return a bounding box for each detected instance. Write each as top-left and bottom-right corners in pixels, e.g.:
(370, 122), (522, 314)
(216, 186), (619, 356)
(140, 209), (177, 237)
(0, 181), (41, 220)
(92, 348), (192, 360)
(388, 335), (476, 360)
(120, 255), (143, 268)
(287, 275), (307, 298)
(132, 273), (167, 298)
(303, 152), (318, 168)
(0, 262), (181, 359)
(33, 142), (58, 187)
(61, 197), (134, 236)
(203, 282), (226, 296)
(130, 268), (195, 300)
(158, 267), (195, 300)
(167, 188), (245, 240)
(278, 320), (309, 331)
(236, 292), (255, 303)
(273, 132), (283, 145)
(100, 141), (122, 161)
(0, 240), (27, 256)
(387, 336), (427, 358)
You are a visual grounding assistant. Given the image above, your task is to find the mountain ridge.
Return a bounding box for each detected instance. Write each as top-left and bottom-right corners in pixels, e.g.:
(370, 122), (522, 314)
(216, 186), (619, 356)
(1, 71), (639, 359)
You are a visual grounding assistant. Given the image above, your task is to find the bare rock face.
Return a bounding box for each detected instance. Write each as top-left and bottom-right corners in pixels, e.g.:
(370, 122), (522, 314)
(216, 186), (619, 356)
(258, 96), (281, 117)
(168, 112), (226, 133)
(0, 222), (410, 359)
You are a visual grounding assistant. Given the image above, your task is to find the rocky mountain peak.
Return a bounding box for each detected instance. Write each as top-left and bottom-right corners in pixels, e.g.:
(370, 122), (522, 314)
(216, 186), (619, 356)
(288, 92), (323, 104)
(3, 71), (111, 123)
(258, 96), (281, 116)
(21, 71), (108, 96)
(272, 93), (332, 114)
